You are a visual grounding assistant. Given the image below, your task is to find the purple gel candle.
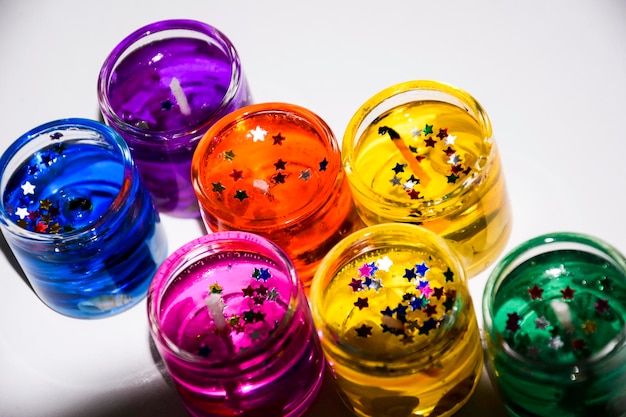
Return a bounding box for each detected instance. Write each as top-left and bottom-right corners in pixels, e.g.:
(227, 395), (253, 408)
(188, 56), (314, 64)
(98, 19), (252, 217)
(147, 232), (324, 417)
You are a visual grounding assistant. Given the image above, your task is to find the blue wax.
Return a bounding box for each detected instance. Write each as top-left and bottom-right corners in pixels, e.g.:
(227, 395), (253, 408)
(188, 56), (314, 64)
(1, 124), (166, 318)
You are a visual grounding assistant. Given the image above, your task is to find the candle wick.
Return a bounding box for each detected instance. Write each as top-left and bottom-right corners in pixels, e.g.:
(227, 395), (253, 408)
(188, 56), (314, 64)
(550, 299), (574, 332)
(205, 293), (228, 332)
(379, 126), (431, 187)
(169, 77), (192, 116)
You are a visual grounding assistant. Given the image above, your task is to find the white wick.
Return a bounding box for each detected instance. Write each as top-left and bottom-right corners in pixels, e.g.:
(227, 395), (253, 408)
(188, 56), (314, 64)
(169, 77), (192, 116)
(550, 299), (574, 332)
(204, 293), (227, 332)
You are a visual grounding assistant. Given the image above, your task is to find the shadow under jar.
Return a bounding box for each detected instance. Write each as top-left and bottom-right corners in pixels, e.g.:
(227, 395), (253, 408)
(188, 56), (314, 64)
(98, 19), (252, 217)
(342, 80), (512, 277)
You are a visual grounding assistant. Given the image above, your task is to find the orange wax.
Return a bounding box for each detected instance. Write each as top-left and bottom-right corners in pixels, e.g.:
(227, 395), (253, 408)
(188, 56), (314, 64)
(192, 103), (361, 286)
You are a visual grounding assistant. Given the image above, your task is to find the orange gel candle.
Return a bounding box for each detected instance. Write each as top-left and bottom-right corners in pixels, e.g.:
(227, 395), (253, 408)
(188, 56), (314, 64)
(192, 103), (361, 287)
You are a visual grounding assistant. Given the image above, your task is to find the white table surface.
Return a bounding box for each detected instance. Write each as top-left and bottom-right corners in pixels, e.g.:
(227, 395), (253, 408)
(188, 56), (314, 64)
(1, 1), (625, 416)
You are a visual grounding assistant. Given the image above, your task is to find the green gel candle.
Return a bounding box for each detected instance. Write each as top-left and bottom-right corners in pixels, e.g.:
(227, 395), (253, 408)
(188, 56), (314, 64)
(483, 232), (626, 417)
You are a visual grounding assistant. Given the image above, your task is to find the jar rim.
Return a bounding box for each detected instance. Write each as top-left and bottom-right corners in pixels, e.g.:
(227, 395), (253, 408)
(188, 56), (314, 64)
(97, 19), (244, 144)
(0, 118), (135, 242)
(483, 231), (626, 370)
(147, 231), (303, 366)
(342, 79), (494, 220)
(310, 223), (473, 372)
(191, 102), (342, 230)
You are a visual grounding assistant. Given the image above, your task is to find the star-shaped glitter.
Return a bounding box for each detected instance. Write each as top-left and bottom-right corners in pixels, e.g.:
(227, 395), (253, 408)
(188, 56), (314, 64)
(243, 310), (256, 323)
(581, 320), (596, 335)
(390, 176), (402, 186)
(380, 306), (394, 316)
(407, 189), (421, 200)
(35, 221), (48, 233)
(403, 268), (417, 282)
(409, 297), (424, 311)
(443, 268), (454, 282)
(16, 219), (28, 229)
(242, 285), (255, 297)
(526, 345), (540, 358)
(561, 286), (576, 300)
(255, 284), (268, 296)
(446, 174), (459, 184)
(572, 338), (586, 351)
(368, 278), (383, 292)
(423, 124), (433, 135)
(209, 283), (223, 294)
(50, 132), (63, 140)
(355, 324), (372, 338)
(411, 127), (422, 137)
(21, 181), (35, 195)
(376, 256), (393, 271)
(349, 278), (363, 292)
(197, 345), (212, 357)
(52, 143), (66, 155)
(26, 164), (38, 175)
(354, 297), (369, 310)
(419, 317), (438, 335)
(447, 154), (462, 165)
(254, 311), (266, 322)
(39, 199), (52, 210)
(548, 336), (564, 350)
(319, 158), (328, 171)
(257, 268), (271, 282)
(299, 169), (311, 181)
(436, 128), (448, 140)
(48, 223), (62, 234)
(432, 287), (444, 300)
(506, 312), (522, 332)
(535, 316), (549, 330)
(250, 330), (262, 341)
(358, 263), (374, 277)
(15, 207), (29, 219)
(249, 126), (267, 142)
(403, 179), (418, 190)
(273, 172), (286, 184)
(267, 288), (279, 301)
(212, 182), (226, 193)
(229, 314), (241, 327)
(234, 190), (248, 201)
(444, 134), (457, 146)
(272, 133), (285, 145)
(392, 163), (406, 174)
(161, 99), (173, 110)
(595, 298), (609, 313)
(528, 284), (544, 300)
(415, 262), (429, 277)
(418, 281), (434, 298)
(423, 304), (437, 317)
(424, 137), (436, 148)
(230, 169), (244, 181)
(224, 150), (236, 161)
(450, 165), (464, 175)
(443, 146), (456, 156)
(274, 159), (287, 170)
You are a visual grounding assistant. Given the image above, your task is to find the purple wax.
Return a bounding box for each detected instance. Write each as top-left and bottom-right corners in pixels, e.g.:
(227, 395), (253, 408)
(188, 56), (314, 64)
(99, 20), (252, 217)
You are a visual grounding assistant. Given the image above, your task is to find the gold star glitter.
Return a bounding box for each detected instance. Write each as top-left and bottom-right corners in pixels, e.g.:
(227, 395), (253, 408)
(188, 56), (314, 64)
(581, 320), (596, 335)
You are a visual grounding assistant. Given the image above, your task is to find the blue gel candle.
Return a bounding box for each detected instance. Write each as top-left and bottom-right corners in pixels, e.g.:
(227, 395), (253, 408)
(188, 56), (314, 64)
(0, 118), (167, 319)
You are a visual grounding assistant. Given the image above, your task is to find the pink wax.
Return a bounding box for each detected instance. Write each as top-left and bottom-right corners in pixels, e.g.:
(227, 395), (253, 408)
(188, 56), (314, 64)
(148, 232), (324, 417)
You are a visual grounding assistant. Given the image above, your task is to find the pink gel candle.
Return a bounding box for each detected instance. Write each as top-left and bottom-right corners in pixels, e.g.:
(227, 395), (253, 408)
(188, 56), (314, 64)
(147, 232), (324, 417)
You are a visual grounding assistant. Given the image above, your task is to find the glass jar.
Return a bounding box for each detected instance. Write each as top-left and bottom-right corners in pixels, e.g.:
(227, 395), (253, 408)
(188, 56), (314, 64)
(191, 102), (361, 287)
(0, 118), (167, 318)
(98, 19), (252, 217)
(342, 80), (512, 277)
(147, 231), (325, 417)
(310, 223), (483, 417)
(483, 232), (626, 417)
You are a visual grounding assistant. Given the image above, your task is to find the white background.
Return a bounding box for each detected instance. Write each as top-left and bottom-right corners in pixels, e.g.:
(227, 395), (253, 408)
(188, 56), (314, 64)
(1, 1), (625, 416)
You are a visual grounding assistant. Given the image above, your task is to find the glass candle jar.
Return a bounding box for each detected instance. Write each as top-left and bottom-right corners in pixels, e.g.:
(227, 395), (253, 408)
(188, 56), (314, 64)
(310, 223), (483, 417)
(483, 232), (626, 417)
(191, 102), (361, 287)
(342, 80), (512, 277)
(98, 19), (252, 217)
(0, 118), (167, 318)
(147, 231), (325, 417)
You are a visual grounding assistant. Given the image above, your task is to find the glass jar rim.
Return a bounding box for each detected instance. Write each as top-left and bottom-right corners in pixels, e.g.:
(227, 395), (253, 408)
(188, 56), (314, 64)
(0, 118), (135, 243)
(191, 102), (342, 231)
(147, 231), (303, 365)
(311, 222), (472, 371)
(342, 79), (494, 219)
(483, 231), (626, 370)
(97, 19), (244, 144)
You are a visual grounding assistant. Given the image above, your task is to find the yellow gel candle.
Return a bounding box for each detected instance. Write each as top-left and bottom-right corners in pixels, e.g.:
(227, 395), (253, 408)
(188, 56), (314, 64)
(310, 223), (483, 417)
(343, 80), (512, 276)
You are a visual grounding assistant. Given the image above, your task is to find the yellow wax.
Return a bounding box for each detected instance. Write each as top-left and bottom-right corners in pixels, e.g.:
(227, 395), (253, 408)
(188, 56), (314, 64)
(313, 227), (483, 417)
(345, 96), (512, 276)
